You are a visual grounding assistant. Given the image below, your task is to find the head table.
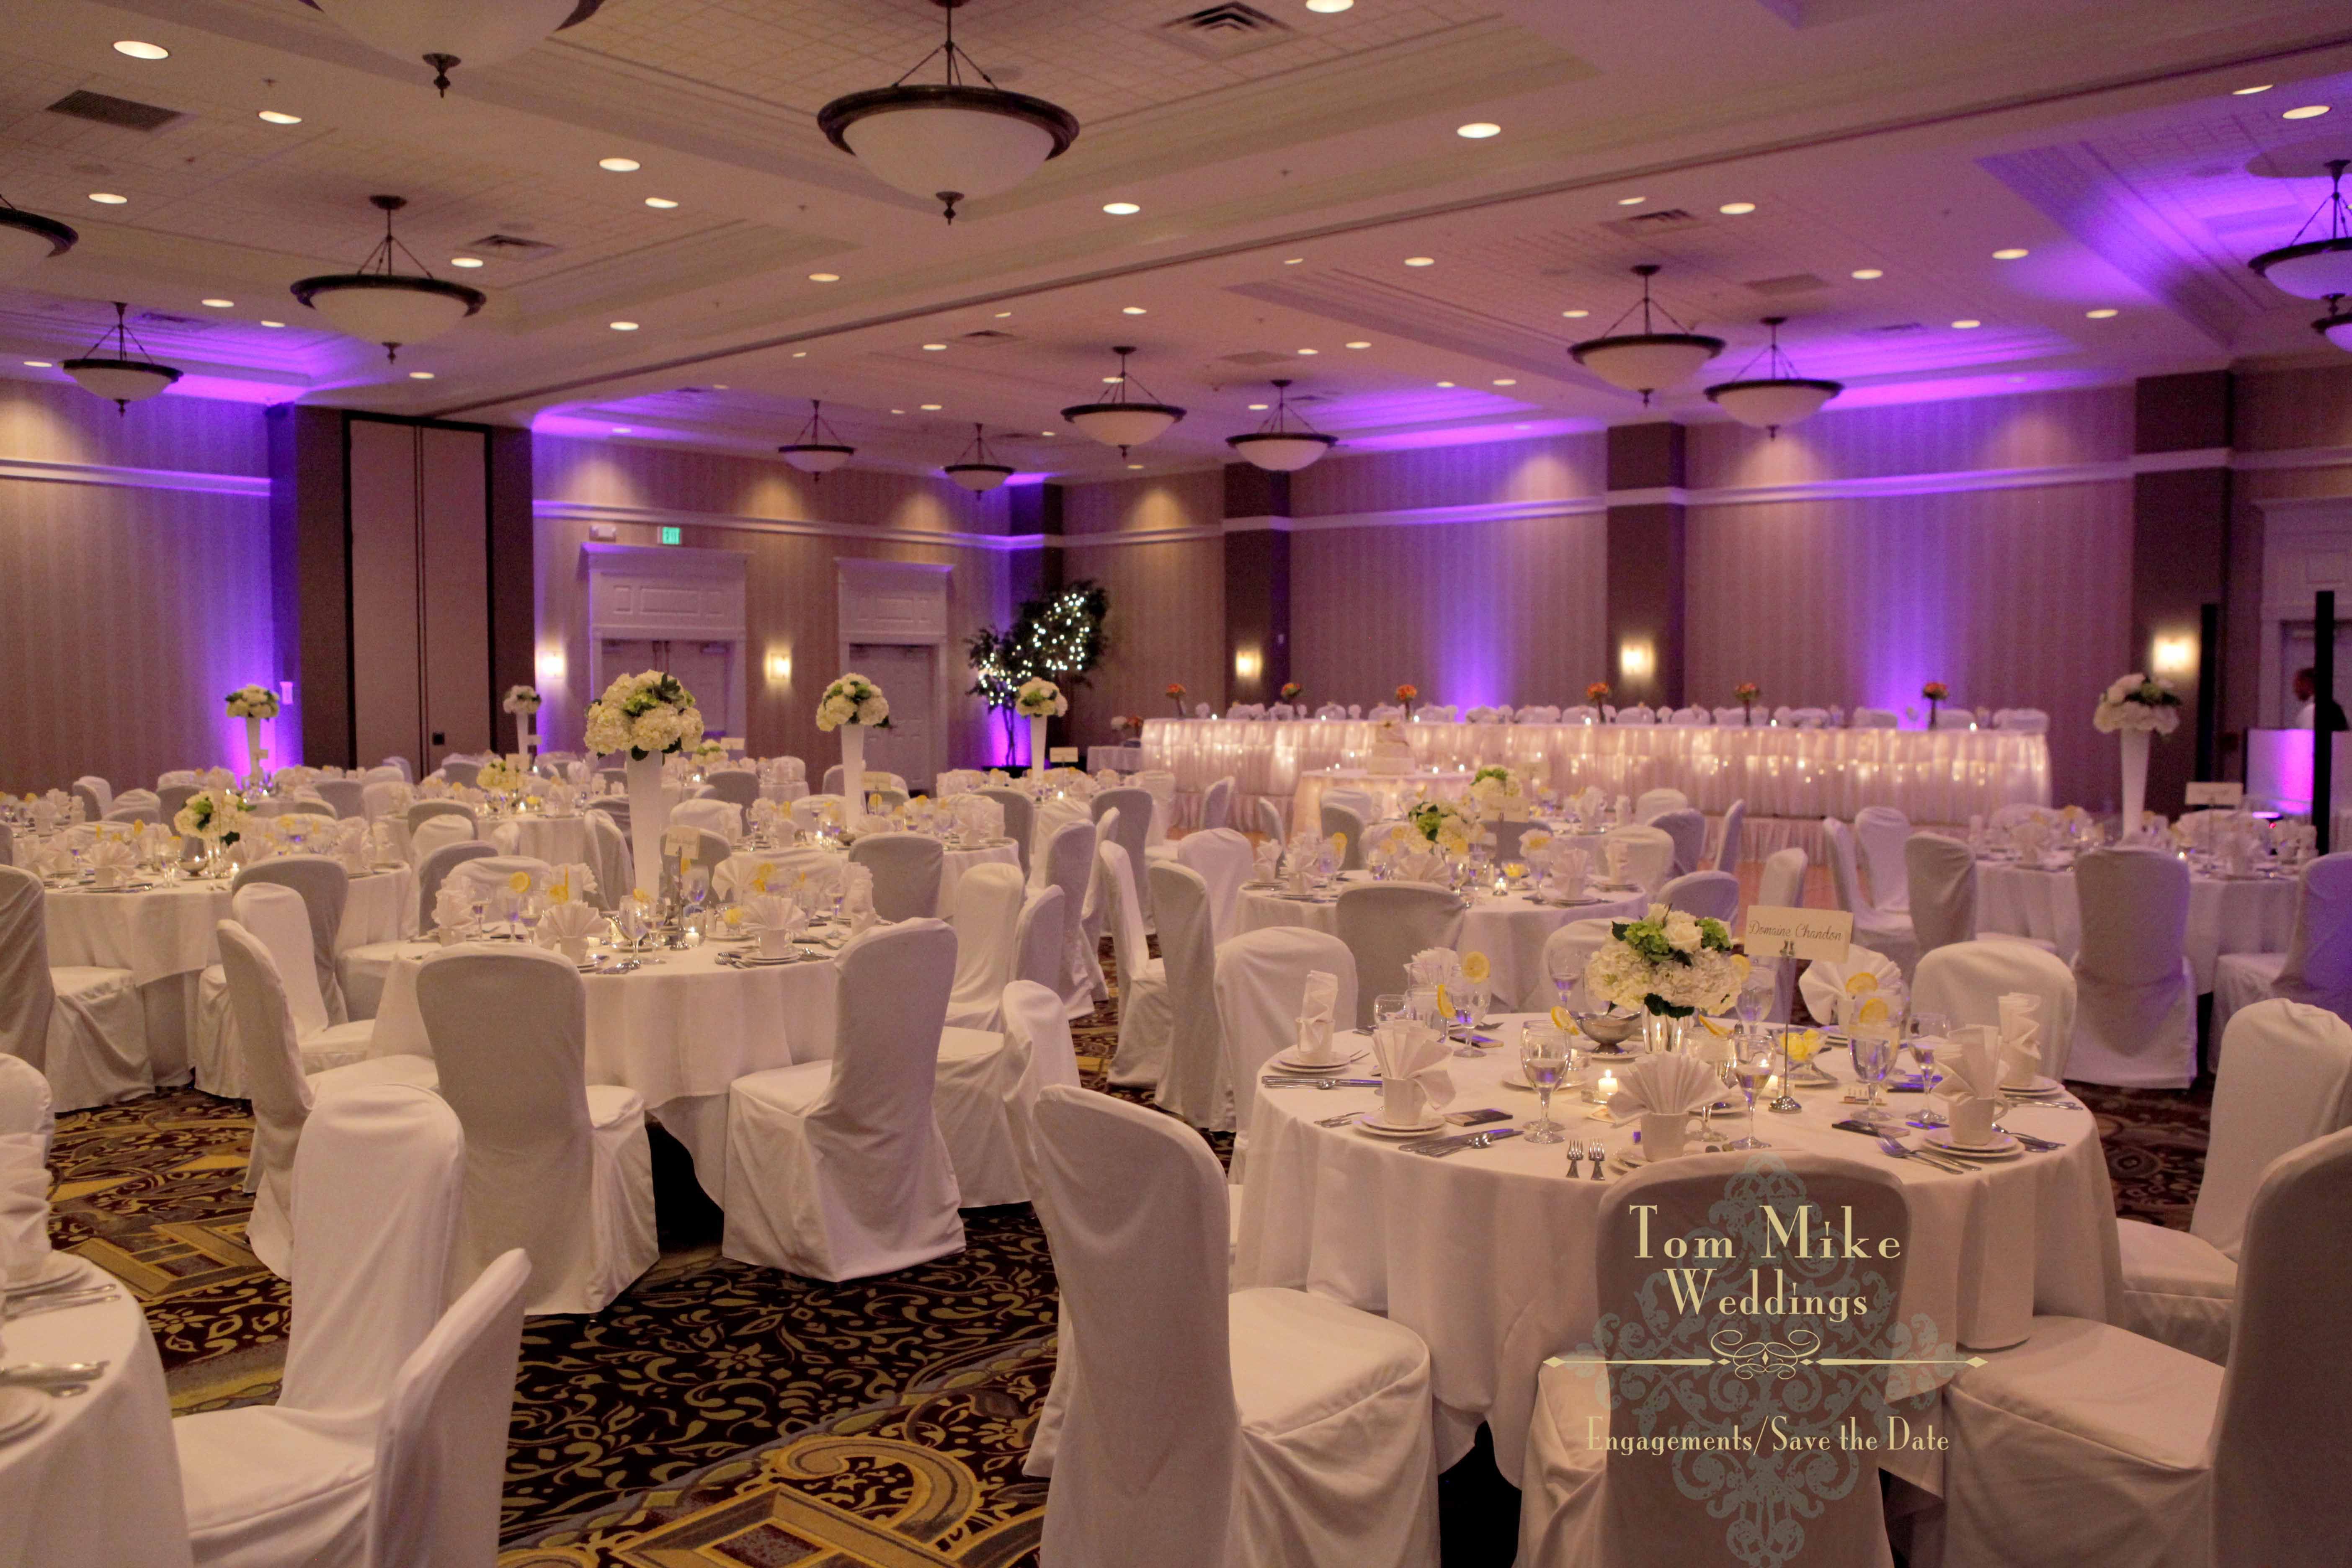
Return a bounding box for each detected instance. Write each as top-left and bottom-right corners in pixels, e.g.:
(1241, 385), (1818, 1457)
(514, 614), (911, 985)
(1232, 1018), (2118, 1490)
(1142, 717), (2050, 836)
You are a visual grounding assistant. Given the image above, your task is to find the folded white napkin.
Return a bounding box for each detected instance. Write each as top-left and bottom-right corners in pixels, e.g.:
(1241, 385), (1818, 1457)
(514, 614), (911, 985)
(537, 900), (605, 944)
(1252, 841), (1281, 882)
(0, 1133), (52, 1285)
(1294, 970), (1340, 1064)
(1608, 1052), (1722, 1118)
(744, 893), (804, 934)
(612, 893), (654, 942)
(86, 837), (135, 882)
(545, 861), (598, 905)
(842, 863), (875, 915)
(1936, 1024), (2003, 1101)
(1408, 946), (1460, 987)
(1546, 845), (1589, 900)
(1370, 1020), (1454, 1107)
(433, 884), (477, 934)
(544, 782), (580, 815)
(1614, 794), (1631, 824)
(1996, 993), (2042, 1085)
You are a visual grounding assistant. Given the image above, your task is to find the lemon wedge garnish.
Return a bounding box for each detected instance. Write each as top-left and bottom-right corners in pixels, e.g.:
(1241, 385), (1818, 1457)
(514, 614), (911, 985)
(1435, 983), (1452, 1016)
(1461, 951), (1491, 983)
(1844, 972), (1880, 996)
(1700, 1015), (1732, 1037)
(508, 871), (531, 894)
(1857, 996), (1891, 1025)
(1551, 1006), (1574, 1033)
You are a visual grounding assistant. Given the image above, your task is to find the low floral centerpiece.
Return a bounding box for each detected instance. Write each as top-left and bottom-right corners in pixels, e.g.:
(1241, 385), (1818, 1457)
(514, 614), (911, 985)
(1279, 681), (1303, 704)
(175, 787), (249, 868)
(225, 683), (279, 785)
(1016, 677), (1068, 772)
(503, 684), (542, 755)
(1468, 764), (1528, 821)
(1111, 714), (1139, 735)
(2095, 673), (2183, 839)
(1584, 903), (1745, 1051)
(1408, 797), (1477, 858)
(1586, 682), (1612, 707)
(585, 671), (705, 897)
(475, 757), (525, 798)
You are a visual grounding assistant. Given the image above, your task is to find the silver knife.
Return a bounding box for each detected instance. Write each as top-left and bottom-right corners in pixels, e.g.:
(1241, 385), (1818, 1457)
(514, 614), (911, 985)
(1401, 1127), (1526, 1157)
(1260, 1076), (1382, 1088)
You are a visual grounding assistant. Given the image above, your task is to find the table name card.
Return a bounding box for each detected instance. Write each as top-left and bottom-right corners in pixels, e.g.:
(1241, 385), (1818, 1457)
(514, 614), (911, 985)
(1743, 906), (1854, 962)
(1050, 747), (1080, 763)
(2183, 781), (2243, 806)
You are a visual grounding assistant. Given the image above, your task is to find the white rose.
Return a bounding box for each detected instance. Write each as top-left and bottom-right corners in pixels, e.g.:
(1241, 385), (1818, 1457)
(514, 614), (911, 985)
(859, 695), (890, 725)
(1663, 912), (1702, 953)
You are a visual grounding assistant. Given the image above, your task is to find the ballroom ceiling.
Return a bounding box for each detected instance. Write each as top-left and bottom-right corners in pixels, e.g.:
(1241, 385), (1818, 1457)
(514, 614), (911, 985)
(4, 0), (2352, 477)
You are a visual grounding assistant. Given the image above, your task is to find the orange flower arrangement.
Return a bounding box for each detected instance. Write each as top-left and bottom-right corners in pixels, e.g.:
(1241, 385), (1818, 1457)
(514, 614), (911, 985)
(1166, 682), (1186, 715)
(1395, 683), (1418, 717)
(1587, 682), (1612, 705)
(1279, 682), (1302, 702)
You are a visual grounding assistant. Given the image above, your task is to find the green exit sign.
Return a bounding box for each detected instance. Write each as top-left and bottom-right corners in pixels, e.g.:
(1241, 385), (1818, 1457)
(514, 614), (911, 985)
(660, 526), (682, 545)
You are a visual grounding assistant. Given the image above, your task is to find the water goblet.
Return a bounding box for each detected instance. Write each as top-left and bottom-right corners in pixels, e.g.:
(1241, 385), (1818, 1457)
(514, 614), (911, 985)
(1724, 1047), (1774, 1149)
(1850, 1025), (1898, 1127)
(1372, 993), (1408, 1031)
(1520, 1025), (1571, 1144)
(1906, 1010), (1950, 1128)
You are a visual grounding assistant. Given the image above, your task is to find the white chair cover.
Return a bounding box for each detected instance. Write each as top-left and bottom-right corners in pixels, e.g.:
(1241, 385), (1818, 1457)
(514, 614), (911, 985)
(585, 811), (629, 909)
(2069, 847), (2196, 1088)
(1711, 706), (1749, 726)
(405, 801), (476, 838)
(1905, 832), (1977, 956)
(1542, 918), (1615, 1014)
(2210, 851), (2352, 1044)
(235, 855), (352, 1022)
(407, 813), (475, 869)
(196, 884), (372, 1098)
(1632, 788), (1688, 822)
(413, 944), (655, 1313)
(1332, 881), (1465, 1028)
(1148, 863), (1230, 1131)
(1821, 818), (1919, 978)
(0, 1054), (54, 1158)
(1849, 707), (1899, 728)
(1658, 869), (1738, 924)
(671, 796), (742, 843)
(1136, 771), (1177, 849)
(1798, 945), (1904, 1028)
(847, 832), (944, 921)
(1518, 705), (1561, 724)
(979, 788), (1037, 877)
(1014, 886), (1067, 994)
(1212, 928), (1357, 1183)
(1180, 827), (1255, 945)
(311, 779), (367, 820)
(1930, 706), (1976, 730)
(1603, 825), (1676, 895)
(1992, 707), (2051, 733)
(1091, 787), (1156, 924)
(1039, 818), (1103, 1017)
(1714, 797), (1746, 871)
(1032, 1086), (1439, 1568)
(1201, 775), (1236, 831)
(1099, 841), (1169, 1089)
(1316, 804), (1364, 872)
(0, 864), (145, 1114)
(1911, 939), (2076, 1077)
(723, 920), (966, 1279)
(1648, 809), (1706, 877)
(701, 768), (760, 809)
(946, 862), (1028, 1029)
(1853, 805), (1913, 913)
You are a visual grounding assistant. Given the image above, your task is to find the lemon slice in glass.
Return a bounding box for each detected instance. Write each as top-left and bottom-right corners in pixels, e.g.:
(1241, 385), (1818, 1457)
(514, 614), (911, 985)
(1856, 995), (1891, 1025)
(1461, 951), (1491, 984)
(1844, 971), (1880, 996)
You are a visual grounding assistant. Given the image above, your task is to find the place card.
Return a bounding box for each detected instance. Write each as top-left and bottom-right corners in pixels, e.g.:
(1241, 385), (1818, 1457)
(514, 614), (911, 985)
(1049, 747), (1080, 763)
(1742, 905), (1854, 962)
(2183, 781), (2243, 806)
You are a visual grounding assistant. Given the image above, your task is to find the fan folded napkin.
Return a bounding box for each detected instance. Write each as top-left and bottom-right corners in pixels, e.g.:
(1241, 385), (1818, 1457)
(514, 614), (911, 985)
(1253, 841), (1282, 882)
(1408, 947), (1460, 987)
(535, 901), (605, 959)
(545, 861), (598, 905)
(1370, 1021), (1454, 1109)
(1545, 846), (1589, 900)
(1996, 993), (2043, 1086)
(1934, 1024), (2005, 1101)
(714, 857), (775, 901)
(743, 893), (805, 932)
(0, 1134), (53, 1285)
(544, 782), (580, 815)
(85, 837), (136, 884)
(433, 885), (477, 940)
(1293, 971), (1341, 1064)
(1607, 1052), (1723, 1118)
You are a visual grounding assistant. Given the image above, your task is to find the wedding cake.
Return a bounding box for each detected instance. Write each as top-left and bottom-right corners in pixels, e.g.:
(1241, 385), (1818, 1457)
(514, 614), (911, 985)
(1368, 718), (1415, 776)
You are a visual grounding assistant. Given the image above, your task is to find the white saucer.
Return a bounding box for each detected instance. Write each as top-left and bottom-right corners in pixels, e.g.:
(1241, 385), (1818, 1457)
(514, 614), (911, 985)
(1355, 1115), (1447, 1138)
(0, 1387), (48, 1445)
(2000, 1076), (2066, 1098)
(1270, 1048), (1367, 1073)
(5, 1251), (86, 1296)
(1925, 1128), (2022, 1158)
(734, 953), (805, 967)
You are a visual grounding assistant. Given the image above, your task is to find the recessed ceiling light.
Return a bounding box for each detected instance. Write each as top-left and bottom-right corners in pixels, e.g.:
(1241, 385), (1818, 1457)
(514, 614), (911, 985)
(23, 360), (51, 368)
(598, 157), (641, 172)
(644, 196), (679, 209)
(1345, 340), (1371, 348)
(1127, 462), (1143, 469)
(2284, 105), (2331, 120)
(1992, 247), (2030, 260)
(1041, 431), (1055, 436)
(891, 408), (905, 415)
(1951, 319), (1982, 329)
(1457, 122), (1501, 139)
(1283, 256), (1305, 265)
(1493, 377), (1516, 386)
(609, 320), (640, 330)
(612, 426), (631, 434)
(1102, 201), (1141, 215)
(257, 110), (302, 125)
(1850, 268), (1884, 279)
(712, 384), (728, 389)
(1404, 256), (1436, 266)
(113, 40), (169, 59)
(87, 193), (127, 205)
(1561, 309), (1589, 318)
(808, 272), (841, 282)
(2085, 307), (2119, 319)
(922, 342), (948, 351)
(449, 255), (485, 268)
(408, 371), (434, 379)
(792, 350), (807, 357)
(1296, 347), (1318, 355)
(920, 402), (943, 410)
(1305, 0), (1353, 11)
(2233, 84), (2273, 95)
(995, 310), (1014, 317)
(1435, 380), (1455, 387)
(1102, 375), (1123, 384)
(200, 298), (234, 308)
(1719, 201), (1757, 215)
(1616, 196), (1646, 205)
(1122, 306), (1148, 315)
(259, 320), (284, 328)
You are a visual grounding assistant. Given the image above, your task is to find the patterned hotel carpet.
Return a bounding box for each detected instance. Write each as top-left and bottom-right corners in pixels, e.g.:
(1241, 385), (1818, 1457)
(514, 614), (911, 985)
(41, 951), (2204, 1568)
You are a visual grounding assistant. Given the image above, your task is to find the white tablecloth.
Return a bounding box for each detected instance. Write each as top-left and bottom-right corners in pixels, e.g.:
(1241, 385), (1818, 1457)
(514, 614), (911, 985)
(1292, 769), (1471, 827)
(1233, 1021), (2117, 1483)
(717, 840), (1019, 917)
(0, 1259), (193, 1568)
(1146, 717), (2049, 829)
(486, 813), (596, 867)
(1238, 875), (1648, 1012)
(1974, 858), (2295, 990)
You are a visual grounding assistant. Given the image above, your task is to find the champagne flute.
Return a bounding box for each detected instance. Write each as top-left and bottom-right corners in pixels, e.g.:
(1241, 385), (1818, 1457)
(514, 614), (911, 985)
(1521, 1025), (1570, 1143)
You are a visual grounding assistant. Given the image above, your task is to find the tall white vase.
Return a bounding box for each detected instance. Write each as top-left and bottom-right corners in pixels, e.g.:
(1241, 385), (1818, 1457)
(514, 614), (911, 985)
(1028, 714), (1048, 774)
(244, 715), (267, 789)
(841, 722), (867, 827)
(2118, 728), (2151, 840)
(627, 752), (668, 899)
(513, 712), (535, 759)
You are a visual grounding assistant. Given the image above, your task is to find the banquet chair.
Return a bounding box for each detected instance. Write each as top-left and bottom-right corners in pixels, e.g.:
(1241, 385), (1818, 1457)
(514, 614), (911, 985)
(1602, 824), (1677, 895)
(1098, 841), (1169, 1088)
(584, 811), (629, 908)
(1200, 774), (1236, 831)
(444, 857), (558, 935)
(785, 794), (840, 836)
(2114, 999), (2352, 1364)
(1253, 796), (1285, 843)
(415, 944), (656, 1313)
(1648, 808), (1707, 877)
(701, 767), (761, 809)
(1179, 827), (1256, 946)
(1788, 707), (1830, 727)
(1486, 818), (1542, 866)
(1667, 705), (1711, 725)
(722, 920), (966, 1280)
(0, 1053), (53, 1156)
(2068, 847), (2196, 1088)
(1321, 802), (1369, 872)
(1632, 788), (1689, 822)
(1543, 920), (1614, 1014)
(195, 884), (375, 1099)
(745, 845), (844, 911)
(848, 832), (945, 921)
(1929, 705), (1976, 730)
(1938, 1126), (2352, 1568)
(934, 869), (1081, 1205)
(1091, 786), (1155, 923)
(157, 782), (199, 825)
(1904, 832), (1978, 955)
(1992, 708), (2050, 733)
(1712, 798), (1746, 871)
(1137, 769), (1179, 859)
(1658, 870), (1738, 924)
(157, 769), (198, 789)
(2210, 851), (2352, 1045)
(1148, 863), (1232, 1130)
(671, 796), (742, 844)
(1797, 945), (1904, 1028)
(0, 865), (146, 1114)
(1333, 881), (1466, 1029)
(377, 756), (413, 783)
(246, 797), (299, 819)
(1030, 1086), (1439, 1568)
(1612, 705), (1656, 725)
(997, 980), (1086, 1480)
(240, 855), (353, 1019)
(1821, 818), (1920, 979)
(667, 830), (733, 907)
(1038, 818), (1104, 1016)
(312, 779), (367, 820)
(340, 841), (493, 1019)
(439, 759), (482, 789)
(101, 803), (160, 825)
(1014, 885), (1068, 994)
(946, 863), (1027, 1030)
(173, 1084), (469, 1568)
(1711, 706), (1749, 726)
(1853, 805), (1913, 912)
(1519, 1153), (1907, 1568)
(217, 922), (438, 1276)
(70, 778), (108, 821)
(1212, 928), (1357, 1184)
(357, 781), (406, 826)
(979, 788), (1036, 877)
(1849, 707), (1900, 728)
(1911, 939), (2076, 1077)
(596, 766), (626, 790)
(405, 800), (476, 838)
(821, 764), (908, 797)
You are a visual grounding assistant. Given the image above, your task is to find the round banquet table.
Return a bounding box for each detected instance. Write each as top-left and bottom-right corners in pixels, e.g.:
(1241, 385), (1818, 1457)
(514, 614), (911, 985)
(367, 934), (841, 1202)
(718, 838), (1019, 917)
(1231, 1020), (2119, 1488)
(1292, 768), (1472, 828)
(485, 812), (596, 866)
(1237, 874), (1650, 1012)
(1973, 856), (2293, 989)
(0, 1258), (194, 1568)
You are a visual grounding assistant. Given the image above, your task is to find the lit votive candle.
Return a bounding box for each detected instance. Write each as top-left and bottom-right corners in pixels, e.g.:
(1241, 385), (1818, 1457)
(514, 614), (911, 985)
(1595, 1068), (1618, 1101)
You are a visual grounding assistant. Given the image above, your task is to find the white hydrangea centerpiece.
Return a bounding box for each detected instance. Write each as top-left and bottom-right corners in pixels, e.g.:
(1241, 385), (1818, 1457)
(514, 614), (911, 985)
(583, 670), (705, 759)
(693, 738), (727, 763)
(1407, 796), (1477, 857)
(1584, 903), (1746, 1017)
(816, 673), (890, 732)
(224, 684), (279, 719)
(475, 758), (524, 794)
(502, 685), (542, 715)
(1015, 678), (1068, 718)
(2093, 673), (2182, 735)
(1468, 764), (1526, 815)
(174, 787), (249, 845)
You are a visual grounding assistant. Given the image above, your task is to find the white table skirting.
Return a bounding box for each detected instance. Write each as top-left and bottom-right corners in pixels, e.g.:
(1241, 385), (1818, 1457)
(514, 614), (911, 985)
(1975, 859), (2294, 990)
(1146, 718), (2049, 833)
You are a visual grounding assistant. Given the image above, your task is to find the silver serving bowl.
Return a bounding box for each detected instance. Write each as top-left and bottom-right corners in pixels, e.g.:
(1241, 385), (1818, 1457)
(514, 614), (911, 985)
(1573, 1010), (1643, 1048)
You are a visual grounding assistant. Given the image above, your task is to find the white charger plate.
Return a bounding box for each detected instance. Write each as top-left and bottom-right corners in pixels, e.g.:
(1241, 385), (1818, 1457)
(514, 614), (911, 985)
(1355, 1115), (1447, 1138)
(4, 1252), (86, 1296)
(1269, 1048), (1367, 1073)
(0, 1387), (49, 1446)
(1925, 1128), (2022, 1159)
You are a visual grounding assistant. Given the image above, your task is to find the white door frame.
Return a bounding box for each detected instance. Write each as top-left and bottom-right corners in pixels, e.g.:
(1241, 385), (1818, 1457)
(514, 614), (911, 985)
(581, 543), (750, 739)
(2256, 495), (2352, 725)
(836, 558), (953, 787)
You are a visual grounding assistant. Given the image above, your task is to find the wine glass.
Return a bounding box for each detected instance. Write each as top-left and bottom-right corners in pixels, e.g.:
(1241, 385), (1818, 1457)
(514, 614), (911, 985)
(1449, 976), (1490, 1058)
(1520, 1024), (1571, 1143)
(1736, 966), (1775, 1033)
(1851, 1026), (1898, 1127)
(1906, 1010), (1950, 1128)
(1372, 993), (1408, 1032)
(1724, 1047), (1773, 1149)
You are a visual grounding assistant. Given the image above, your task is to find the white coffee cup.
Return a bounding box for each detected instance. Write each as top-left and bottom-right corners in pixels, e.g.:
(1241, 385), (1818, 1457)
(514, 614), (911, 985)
(1641, 1111), (1691, 1160)
(1381, 1075), (1427, 1127)
(93, 864), (124, 888)
(759, 926), (795, 961)
(1951, 1096), (1999, 1146)
(558, 936), (589, 965)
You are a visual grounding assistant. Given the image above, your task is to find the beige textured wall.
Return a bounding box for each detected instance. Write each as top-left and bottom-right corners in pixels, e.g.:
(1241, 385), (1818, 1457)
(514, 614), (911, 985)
(1058, 470), (1226, 740)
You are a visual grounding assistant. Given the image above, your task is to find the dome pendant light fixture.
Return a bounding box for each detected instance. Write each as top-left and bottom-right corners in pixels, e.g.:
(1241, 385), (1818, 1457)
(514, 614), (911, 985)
(817, 0), (1079, 224)
(63, 300), (182, 412)
(944, 423), (1016, 491)
(777, 399), (856, 475)
(1061, 346), (1186, 454)
(0, 190), (77, 281)
(302, 0), (604, 95)
(2317, 293), (2352, 354)
(1569, 263), (1725, 402)
(291, 196), (485, 361)
(1704, 316), (1842, 436)
(1226, 379), (1337, 472)
(2250, 159), (2352, 299)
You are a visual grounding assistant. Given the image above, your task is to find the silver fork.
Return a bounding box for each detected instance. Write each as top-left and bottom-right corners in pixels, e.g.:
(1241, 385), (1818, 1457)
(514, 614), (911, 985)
(1316, 1110), (1367, 1128)
(1876, 1134), (1971, 1174)
(1582, 1139), (1606, 1179)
